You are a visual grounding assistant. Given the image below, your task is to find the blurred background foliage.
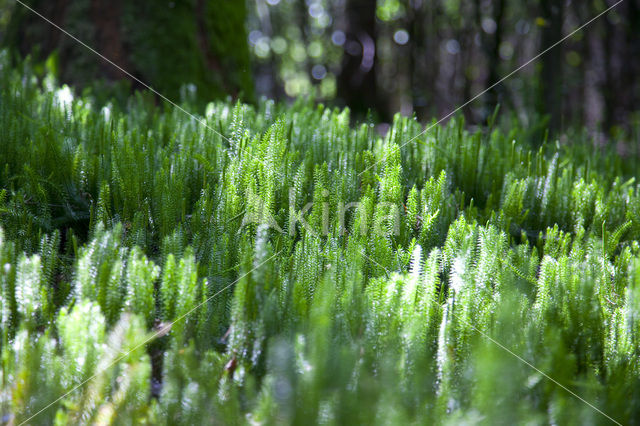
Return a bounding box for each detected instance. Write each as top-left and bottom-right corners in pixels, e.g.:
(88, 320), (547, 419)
(247, 0), (640, 135)
(1, 0), (639, 137)
(1, 0), (254, 105)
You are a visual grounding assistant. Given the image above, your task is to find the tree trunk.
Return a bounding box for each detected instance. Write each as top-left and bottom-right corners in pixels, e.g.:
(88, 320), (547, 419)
(619, 0), (640, 133)
(409, 0), (436, 121)
(537, 0), (564, 132)
(4, 0), (254, 102)
(486, 0), (505, 117)
(337, 0), (381, 120)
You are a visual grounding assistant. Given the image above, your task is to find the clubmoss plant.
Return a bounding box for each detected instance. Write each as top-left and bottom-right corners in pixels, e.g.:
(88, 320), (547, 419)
(2, 52), (640, 424)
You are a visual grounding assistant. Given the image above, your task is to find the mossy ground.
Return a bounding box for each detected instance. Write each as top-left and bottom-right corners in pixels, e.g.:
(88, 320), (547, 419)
(1, 55), (640, 424)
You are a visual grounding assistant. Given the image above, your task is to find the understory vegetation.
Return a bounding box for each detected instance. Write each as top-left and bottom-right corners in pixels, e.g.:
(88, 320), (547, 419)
(2, 55), (640, 425)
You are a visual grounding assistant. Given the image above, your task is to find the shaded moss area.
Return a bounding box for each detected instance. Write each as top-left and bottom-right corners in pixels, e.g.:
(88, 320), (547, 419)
(4, 0), (254, 102)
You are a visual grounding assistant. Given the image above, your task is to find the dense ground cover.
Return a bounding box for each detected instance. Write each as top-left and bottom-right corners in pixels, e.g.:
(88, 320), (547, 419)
(1, 55), (640, 424)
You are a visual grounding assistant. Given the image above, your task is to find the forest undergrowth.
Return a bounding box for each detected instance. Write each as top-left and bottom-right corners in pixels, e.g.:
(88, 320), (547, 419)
(2, 54), (640, 424)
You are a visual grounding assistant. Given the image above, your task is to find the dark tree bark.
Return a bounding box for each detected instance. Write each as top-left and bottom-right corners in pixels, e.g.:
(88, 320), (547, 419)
(486, 0), (505, 115)
(618, 0), (640, 132)
(337, 0), (382, 120)
(470, 0), (505, 122)
(537, 0), (565, 132)
(567, 0), (587, 127)
(90, 0), (130, 80)
(4, 0), (254, 102)
(409, 0), (439, 121)
(600, 1), (636, 134)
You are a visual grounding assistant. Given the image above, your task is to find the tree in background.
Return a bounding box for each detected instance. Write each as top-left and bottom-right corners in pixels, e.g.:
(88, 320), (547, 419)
(3, 0), (254, 102)
(336, 0), (381, 118)
(2, 0), (639, 137)
(248, 0), (640, 138)
(537, 0), (564, 131)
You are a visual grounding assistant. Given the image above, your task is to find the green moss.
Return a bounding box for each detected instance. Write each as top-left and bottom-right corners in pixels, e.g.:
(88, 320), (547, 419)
(1, 54), (640, 424)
